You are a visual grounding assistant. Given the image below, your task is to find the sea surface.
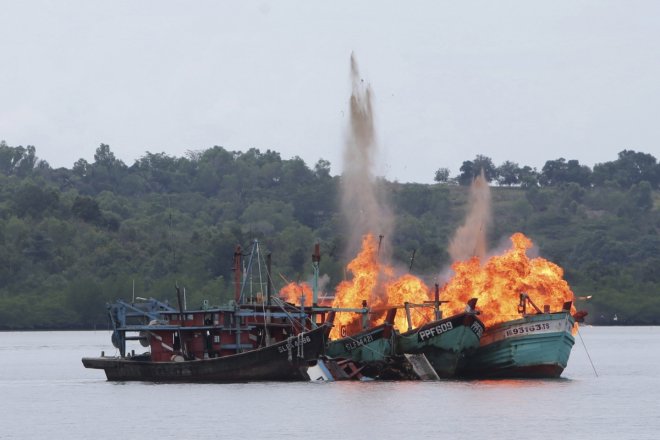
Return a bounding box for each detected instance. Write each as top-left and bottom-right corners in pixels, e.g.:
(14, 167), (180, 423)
(0, 327), (658, 440)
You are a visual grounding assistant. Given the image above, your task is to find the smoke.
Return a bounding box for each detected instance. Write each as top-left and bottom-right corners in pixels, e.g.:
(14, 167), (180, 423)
(340, 53), (394, 260)
(317, 273), (332, 303)
(448, 170), (492, 262)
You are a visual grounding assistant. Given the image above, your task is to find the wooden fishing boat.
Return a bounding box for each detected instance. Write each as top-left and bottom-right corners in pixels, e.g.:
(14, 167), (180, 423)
(82, 309), (331, 382)
(458, 296), (576, 379)
(321, 308), (414, 379)
(318, 285), (485, 380)
(83, 241), (334, 382)
(325, 308), (397, 363)
(396, 298), (485, 378)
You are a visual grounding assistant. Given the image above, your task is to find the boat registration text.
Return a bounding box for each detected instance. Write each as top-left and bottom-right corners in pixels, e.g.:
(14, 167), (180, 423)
(344, 334), (375, 351)
(418, 321), (453, 342)
(470, 321), (484, 339)
(504, 322), (551, 338)
(277, 335), (312, 353)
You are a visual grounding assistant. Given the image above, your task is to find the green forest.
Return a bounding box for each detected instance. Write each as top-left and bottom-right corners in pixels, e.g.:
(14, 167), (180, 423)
(1, 141), (659, 328)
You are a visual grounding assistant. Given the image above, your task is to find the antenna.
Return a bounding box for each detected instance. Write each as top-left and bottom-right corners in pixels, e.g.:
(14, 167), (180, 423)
(312, 243), (321, 306)
(266, 253), (272, 305)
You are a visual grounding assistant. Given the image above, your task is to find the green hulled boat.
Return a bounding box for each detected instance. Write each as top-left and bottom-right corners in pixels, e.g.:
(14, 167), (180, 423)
(459, 300), (576, 379)
(396, 299), (485, 378)
(324, 309), (411, 379)
(326, 309), (397, 363)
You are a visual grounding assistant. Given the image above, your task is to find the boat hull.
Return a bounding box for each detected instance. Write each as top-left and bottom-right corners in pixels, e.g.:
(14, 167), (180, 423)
(396, 313), (484, 378)
(82, 325), (328, 382)
(459, 312), (575, 379)
(326, 324), (394, 363)
(324, 323), (413, 379)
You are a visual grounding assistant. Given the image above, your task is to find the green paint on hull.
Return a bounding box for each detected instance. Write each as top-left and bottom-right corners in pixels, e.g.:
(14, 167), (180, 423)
(326, 325), (394, 363)
(460, 312), (575, 379)
(396, 314), (484, 378)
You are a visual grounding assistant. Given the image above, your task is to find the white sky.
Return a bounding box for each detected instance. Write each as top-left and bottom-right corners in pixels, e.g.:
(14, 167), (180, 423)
(1, 1), (659, 183)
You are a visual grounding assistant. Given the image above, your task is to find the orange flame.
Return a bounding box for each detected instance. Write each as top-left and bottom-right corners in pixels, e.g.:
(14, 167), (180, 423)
(329, 234), (432, 338)
(440, 232), (575, 327)
(382, 274), (434, 331)
(279, 282), (313, 306)
(330, 234), (381, 337)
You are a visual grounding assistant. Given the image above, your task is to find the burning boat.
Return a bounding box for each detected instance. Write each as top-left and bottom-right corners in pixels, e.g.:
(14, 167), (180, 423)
(281, 244), (412, 380)
(441, 233), (580, 379)
(323, 234), (488, 380)
(323, 308), (403, 379)
(313, 299), (485, 381)
(458, 295), (576, 378)
(82, 241), (333, 382)
(395, 298), (485, 378)
(282, 238), (487, 380)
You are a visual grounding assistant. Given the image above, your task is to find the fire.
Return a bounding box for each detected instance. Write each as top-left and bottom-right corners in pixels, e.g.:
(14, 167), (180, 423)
(329, 234), (381, 338)
(279, 282), (313, 306)
(440, 232), (575, 327)
(282, 232), (575, 338)
(329, 234), (433, 338)
(382, 274), (434, 331)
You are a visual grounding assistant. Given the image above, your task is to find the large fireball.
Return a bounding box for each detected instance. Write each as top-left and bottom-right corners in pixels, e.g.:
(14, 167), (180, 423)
(329, 234), (433, 338)
(440, 232), (575, 327)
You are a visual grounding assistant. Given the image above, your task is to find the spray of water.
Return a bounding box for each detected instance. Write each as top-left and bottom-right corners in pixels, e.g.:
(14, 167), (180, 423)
(448, 170), (492, 262)
(340, 53), (394, 260)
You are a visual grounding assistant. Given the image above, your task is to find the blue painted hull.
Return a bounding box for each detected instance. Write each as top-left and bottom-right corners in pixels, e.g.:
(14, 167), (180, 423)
(459, 312), (575, 379)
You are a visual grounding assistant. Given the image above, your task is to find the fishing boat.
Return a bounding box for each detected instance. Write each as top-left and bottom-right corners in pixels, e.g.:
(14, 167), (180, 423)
(321, 308), (414, 380)
(315, 272), (485, 381)
(82, 241), (334, 382)
(395, 298), (485, 378)
(325, 308), (397, 363)
(458, 295), (576, 379)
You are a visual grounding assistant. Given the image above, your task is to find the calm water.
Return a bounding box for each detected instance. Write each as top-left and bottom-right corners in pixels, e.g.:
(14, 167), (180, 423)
(0, 327), (658, 440)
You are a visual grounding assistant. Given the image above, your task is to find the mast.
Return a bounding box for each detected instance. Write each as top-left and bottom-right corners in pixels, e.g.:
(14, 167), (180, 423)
(434, 283), (441, 320)
(233, 245), (242, 303)
(312, 243), (321, 306)
(409, 249), (416, 272)
(175, 284), (185, 321)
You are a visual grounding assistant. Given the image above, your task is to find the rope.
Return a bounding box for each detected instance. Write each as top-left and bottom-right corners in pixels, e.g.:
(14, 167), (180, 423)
(270, 296), (316, 330)
(255, 243), (271, 345)
(577, 324), (598, 377)
(410, 306), (434, 326)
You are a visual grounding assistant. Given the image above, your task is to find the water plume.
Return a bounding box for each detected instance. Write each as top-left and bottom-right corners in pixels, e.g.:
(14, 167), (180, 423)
(448, 170), (492, 262)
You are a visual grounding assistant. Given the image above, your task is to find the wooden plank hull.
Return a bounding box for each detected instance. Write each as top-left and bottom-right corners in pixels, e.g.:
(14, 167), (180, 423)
(82, 325), (328, 382)
(458, 312), (575, 379)
(396, 313), (485, 378)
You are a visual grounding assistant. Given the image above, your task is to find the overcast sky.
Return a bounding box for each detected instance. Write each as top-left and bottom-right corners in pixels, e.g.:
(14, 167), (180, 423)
(1, 1), (659, 183)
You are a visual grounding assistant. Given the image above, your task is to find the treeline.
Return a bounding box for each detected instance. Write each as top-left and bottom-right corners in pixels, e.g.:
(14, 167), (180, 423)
(0, 140), (659, 328)
(436, 150), (660, 190)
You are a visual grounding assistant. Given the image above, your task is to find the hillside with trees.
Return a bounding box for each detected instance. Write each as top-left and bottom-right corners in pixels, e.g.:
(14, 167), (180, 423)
(1, 141), (659, 328)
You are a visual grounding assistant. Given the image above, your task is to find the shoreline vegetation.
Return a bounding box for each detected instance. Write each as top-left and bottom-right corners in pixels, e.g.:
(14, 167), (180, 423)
(1, 141), (659, 329)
